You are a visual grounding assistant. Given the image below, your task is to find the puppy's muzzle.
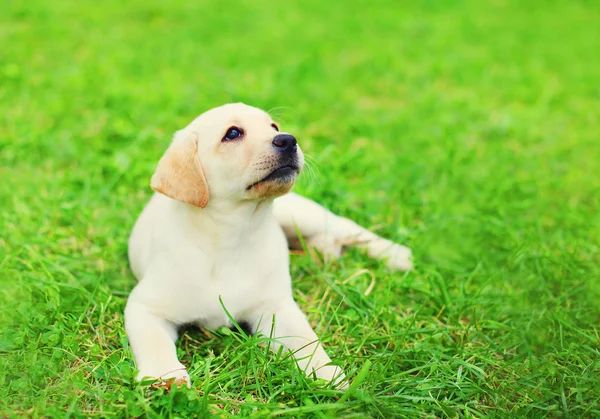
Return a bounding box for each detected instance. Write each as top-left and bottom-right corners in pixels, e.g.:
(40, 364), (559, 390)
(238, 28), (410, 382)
(270, 133), (300, 182)
(246, 134), (301, 191)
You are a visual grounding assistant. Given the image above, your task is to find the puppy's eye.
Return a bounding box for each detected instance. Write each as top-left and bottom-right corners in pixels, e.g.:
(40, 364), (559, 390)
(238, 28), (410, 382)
(271, 123), (279, 132)
(223, 127), (243, 141)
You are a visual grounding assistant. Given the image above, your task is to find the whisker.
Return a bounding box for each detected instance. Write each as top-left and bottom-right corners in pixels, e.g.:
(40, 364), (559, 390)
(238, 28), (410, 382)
(267, 107), (298, 124)
(303, 155), (323, 174)
(301, 156), (322, 186)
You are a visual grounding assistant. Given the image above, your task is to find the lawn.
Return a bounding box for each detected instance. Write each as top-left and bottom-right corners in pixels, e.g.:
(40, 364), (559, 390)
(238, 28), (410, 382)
(1, 0), (599, 417)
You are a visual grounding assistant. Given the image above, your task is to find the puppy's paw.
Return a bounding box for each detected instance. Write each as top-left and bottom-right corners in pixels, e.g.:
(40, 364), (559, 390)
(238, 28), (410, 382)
(375, 241), (413, 271)
(151, 375), (191, 391)
(314, 365), (348, 390)
(138, 366), (190, 390)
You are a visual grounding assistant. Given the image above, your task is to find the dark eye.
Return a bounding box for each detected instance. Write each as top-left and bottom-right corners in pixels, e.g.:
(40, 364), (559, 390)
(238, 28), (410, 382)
(223, 127), (243, 141)
(271, 123), (279, 132)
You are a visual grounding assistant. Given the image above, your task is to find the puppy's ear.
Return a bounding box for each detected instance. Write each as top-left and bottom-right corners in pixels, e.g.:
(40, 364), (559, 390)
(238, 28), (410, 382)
(150, 132), (210, 208)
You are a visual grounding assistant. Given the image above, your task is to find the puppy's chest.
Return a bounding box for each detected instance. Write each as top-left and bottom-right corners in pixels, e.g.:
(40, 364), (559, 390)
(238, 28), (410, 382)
(181, 246), (289, 318)
(211, 253), (276, 287)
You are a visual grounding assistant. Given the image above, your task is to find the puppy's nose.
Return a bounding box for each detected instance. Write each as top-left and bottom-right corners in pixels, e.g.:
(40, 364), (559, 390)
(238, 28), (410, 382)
(272, 134), (297, 154)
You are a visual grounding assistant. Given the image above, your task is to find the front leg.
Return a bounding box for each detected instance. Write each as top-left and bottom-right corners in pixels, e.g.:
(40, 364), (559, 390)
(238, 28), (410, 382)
(274, 193), (413, 270)
(124, 298), (190, 388)
(251, 299), (347, 388)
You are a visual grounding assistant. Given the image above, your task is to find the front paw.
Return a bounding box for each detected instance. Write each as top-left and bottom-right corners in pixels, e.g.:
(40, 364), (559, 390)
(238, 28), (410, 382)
(138, 366), (190, 390)
(379, 242), (413, 271)
(314, 364), (348, 389)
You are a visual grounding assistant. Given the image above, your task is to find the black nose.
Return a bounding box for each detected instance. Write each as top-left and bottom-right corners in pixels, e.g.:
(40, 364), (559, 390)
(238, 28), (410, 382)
(272, 134), (297, 154)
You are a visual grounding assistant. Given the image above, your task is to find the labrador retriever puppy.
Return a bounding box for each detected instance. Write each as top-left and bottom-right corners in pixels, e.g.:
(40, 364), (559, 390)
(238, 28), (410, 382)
(125, 103), (413, 389)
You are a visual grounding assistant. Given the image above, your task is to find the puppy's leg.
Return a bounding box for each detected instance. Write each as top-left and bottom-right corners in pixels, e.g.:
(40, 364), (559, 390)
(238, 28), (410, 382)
(274, 193), (413, 270)
(124, 299), (190, 388)
(327, 216), (413, 271)
(252, 300), (346, 388)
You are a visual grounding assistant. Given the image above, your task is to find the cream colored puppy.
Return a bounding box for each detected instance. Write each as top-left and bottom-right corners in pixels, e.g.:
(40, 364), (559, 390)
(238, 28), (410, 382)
(126, 103), (412, 389)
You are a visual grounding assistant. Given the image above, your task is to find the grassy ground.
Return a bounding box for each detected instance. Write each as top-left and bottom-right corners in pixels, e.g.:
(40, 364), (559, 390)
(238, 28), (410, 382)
(1, 0), (599, 417)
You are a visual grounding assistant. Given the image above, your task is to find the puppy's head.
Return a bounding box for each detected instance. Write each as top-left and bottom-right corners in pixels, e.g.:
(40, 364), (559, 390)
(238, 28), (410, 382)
(151, 103), (304, 208)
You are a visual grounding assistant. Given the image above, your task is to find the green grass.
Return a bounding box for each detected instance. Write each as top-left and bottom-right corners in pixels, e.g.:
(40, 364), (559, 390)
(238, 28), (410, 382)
(1, 0), (599, 417)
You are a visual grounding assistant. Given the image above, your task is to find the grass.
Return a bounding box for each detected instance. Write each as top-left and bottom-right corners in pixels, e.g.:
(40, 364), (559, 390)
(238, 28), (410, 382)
(1, 0), (599, 417)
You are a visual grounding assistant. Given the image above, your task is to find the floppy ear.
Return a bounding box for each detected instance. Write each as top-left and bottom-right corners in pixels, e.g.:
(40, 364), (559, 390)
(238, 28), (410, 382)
(150, 133), (210, 208)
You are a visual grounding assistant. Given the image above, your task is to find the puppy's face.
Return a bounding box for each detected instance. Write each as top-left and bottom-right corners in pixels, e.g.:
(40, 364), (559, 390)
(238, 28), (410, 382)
(151, 103), (304, 207)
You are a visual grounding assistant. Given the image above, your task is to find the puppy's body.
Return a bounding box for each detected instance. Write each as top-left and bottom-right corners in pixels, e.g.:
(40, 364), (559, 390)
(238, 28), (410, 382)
(129, 194), (289, 328)
(125, 103), (412, 388)
(128, 193), (328, 386)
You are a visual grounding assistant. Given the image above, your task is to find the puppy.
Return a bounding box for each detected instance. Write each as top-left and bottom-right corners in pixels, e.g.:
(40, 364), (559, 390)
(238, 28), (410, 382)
(125, 103), (413, 389)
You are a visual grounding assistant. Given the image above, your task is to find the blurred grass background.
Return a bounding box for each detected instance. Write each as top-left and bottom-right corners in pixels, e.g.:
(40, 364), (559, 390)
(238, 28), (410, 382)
(1, 0), (599, 417)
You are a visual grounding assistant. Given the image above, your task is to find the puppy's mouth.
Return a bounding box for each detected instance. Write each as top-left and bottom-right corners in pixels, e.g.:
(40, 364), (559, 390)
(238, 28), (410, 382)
(246, 164), (300, 190)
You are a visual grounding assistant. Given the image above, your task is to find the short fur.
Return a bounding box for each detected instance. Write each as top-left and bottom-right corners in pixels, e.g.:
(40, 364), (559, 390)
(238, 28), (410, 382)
(125, 103), (413, 389)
